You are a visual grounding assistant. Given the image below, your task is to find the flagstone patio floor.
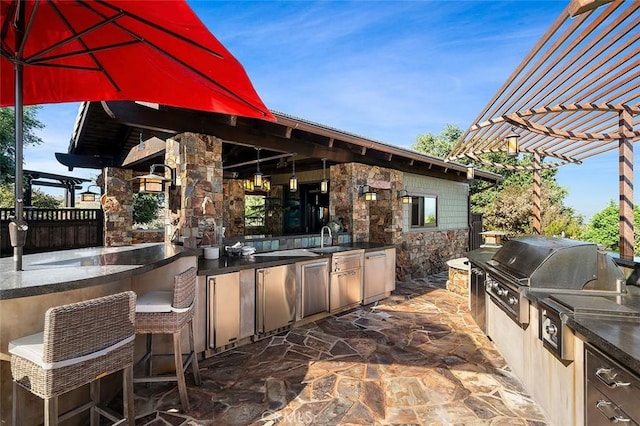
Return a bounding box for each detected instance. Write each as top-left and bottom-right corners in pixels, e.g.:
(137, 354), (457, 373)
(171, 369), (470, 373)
(131, 272), (548, 425)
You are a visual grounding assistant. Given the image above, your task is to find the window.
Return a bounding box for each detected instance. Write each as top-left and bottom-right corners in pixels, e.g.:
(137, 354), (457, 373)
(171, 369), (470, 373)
(244, 194), (265, 230)
(410, 195), (437, 228)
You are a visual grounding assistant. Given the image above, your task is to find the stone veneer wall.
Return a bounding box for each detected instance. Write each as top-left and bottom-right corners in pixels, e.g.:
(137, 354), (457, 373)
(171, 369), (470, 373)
(395, 229), (468, 281)
(102, 167), (133, 246)
(329, 162), (470, 281)
(330, 163), (403, 243)
(223, 179), (245, 238)
(131, 229), (164, 244)
(164, 133), (223, 249)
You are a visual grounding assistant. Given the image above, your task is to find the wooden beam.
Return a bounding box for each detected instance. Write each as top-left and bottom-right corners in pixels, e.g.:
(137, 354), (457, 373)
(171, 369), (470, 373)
(619, 107), (634, 260)
(569, 0), (615, 17)
(532, 151), (542, 235)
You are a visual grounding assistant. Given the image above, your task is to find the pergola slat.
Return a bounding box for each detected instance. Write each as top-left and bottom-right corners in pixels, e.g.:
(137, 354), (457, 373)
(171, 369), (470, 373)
(447, 0), (639, 258)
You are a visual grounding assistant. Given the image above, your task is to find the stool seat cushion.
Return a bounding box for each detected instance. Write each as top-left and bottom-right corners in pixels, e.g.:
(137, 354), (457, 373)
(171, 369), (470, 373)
(136, 291), (173, 313)
(9, 332), (44, 366)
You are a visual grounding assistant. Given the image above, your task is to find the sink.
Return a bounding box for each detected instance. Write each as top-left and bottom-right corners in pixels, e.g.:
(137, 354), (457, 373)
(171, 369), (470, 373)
(308, 246), (347, 254)
(253, 249), (319, 257)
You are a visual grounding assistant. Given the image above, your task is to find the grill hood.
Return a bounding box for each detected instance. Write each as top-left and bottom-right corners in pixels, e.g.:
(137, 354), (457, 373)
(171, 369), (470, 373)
(486, 236), (624, 291)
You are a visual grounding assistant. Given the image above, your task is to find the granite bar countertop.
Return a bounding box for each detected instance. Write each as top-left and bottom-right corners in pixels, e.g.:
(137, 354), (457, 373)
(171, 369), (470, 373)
(198, 242), (395, 276)
(0, 243), (193, 300)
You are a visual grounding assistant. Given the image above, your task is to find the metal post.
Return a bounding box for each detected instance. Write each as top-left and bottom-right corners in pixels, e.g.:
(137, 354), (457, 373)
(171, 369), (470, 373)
(532, 151), (541, 235)
(14, 61), (24, 271)
(618, 107), (634, 260)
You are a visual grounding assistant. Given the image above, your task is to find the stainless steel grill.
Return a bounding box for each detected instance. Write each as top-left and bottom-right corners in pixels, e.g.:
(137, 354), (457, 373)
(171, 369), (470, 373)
(484, 236), (625, 326)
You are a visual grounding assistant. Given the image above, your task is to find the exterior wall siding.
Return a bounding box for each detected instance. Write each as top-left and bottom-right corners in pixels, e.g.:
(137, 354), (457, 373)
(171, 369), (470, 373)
(396, 173), (470, 280)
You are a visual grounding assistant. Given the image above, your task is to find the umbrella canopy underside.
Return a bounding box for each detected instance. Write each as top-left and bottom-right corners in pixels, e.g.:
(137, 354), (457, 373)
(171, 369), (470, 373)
(1, 0), (273, 119)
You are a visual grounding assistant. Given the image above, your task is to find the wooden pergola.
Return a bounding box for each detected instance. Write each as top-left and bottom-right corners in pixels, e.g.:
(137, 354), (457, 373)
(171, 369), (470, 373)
(447, 0), (639, 259)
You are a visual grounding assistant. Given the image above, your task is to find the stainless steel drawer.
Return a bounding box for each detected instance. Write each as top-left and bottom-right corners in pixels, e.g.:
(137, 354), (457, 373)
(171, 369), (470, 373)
(586, 381), (638, 425)
(586, 345), (640, 424)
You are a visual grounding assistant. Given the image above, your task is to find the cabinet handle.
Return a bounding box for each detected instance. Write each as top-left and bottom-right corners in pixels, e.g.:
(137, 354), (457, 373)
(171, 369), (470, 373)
(366, 253), (386, 259)
(595, 400), (632, 423)
(596, 368), (631, 388)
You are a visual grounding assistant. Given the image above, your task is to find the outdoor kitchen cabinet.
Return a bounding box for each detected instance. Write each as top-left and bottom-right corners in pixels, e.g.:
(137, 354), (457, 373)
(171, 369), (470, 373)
(524, 304), (584, 426)
(207, 269), (255, 354)
(363, 248), (396, 304)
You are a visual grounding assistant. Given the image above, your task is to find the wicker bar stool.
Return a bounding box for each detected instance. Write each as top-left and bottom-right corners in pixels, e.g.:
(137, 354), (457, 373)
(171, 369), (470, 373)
(9, 291), (137, 426)
(134, 266), (201, 411)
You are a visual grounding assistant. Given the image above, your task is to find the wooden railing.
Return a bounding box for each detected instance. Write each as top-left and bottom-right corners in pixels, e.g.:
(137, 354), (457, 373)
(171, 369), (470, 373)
(0, 208), (103, 257)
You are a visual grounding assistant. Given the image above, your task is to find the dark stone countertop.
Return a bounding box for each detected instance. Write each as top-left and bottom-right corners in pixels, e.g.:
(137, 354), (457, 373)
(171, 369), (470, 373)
(466, 247), (499, 269)
(198, 242), (395, 276)
(0, 243), (194, 300)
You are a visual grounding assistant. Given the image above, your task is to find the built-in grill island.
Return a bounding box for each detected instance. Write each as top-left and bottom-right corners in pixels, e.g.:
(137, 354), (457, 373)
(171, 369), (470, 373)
(485, 236), (626, 330)
(474, 236), (640, 425)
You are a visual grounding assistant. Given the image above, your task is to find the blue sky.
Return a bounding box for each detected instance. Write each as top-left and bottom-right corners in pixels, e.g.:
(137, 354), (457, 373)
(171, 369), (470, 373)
(24, 1), (636, 221)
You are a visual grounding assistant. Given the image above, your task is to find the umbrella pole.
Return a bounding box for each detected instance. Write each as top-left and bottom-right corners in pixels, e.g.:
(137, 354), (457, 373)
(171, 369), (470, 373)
(14, 62), (24, 271)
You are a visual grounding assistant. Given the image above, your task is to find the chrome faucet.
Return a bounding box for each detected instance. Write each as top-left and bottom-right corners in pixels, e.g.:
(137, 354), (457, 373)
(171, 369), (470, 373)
(320, 225), (332, 248)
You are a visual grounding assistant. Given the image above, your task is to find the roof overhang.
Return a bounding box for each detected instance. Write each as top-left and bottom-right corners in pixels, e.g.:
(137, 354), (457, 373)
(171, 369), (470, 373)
(57, 101), (502, 184)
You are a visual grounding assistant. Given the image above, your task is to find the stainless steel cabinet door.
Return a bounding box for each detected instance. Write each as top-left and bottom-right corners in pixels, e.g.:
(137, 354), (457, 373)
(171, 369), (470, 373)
(257, 264), (296, 334)
(363, 251), (386, 304)
(208, 272), (240, 349)
(299, 260), (329, 318)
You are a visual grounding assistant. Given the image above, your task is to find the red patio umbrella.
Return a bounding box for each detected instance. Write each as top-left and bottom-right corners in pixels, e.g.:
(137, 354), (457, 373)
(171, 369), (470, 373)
(1, 0), (275, 270)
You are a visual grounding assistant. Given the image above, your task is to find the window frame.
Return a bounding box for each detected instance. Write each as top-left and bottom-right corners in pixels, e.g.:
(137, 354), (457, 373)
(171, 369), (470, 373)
(409, 194), (438, 229)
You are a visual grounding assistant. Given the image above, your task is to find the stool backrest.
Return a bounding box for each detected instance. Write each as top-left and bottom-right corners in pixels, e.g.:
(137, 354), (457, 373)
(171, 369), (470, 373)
(42, 291), (136, 364)
(173, 267), (197, 310)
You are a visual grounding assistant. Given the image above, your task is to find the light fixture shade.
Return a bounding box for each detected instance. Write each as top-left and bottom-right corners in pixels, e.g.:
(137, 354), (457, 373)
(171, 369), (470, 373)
(320, 179), (328, 194)
(131, 164), (175, 193)
(398, 189), (411, 204)
(320, 158), (328, 194)
(254, 171), (263, 189)
(506, 130), (520, 157)
(80, 192), (96, 202)
(290, 153), (297, 192)
(263, 178), (271, 191)
(360, 185), (376, 201)
(466, 166), (475, 180)
(80, 185), (101, 202)
(136, 173), (168, 193)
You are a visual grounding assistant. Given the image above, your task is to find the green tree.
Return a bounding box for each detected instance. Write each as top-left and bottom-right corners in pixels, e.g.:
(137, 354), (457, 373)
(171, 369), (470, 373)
(1, 106), (44, 183)
(133, 192), (162, 225)
(581, 200), (640, 253)
(0, 184), (62, 208)
(413, 124), (463, 159)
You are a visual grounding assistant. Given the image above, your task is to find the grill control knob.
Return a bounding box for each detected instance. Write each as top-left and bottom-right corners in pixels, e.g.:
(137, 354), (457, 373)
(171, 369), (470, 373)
(545, 324), (558, 336)
(496, 287), (508, 297)
(508, 296), (518, 306)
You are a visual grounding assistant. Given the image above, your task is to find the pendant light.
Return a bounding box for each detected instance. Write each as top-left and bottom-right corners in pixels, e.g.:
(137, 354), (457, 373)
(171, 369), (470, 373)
(506, 128), (520, 158)
(320, 158), (328, 194)
(80, 185), (101, 202)
(289, 153), (298, 192)
(253, 147), (263, 188)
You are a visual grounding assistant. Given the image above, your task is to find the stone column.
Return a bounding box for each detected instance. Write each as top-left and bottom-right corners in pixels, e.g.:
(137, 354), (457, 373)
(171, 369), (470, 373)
(167, 133), (223, 249)
(102, 167), (133, 246)
(330, 163), (402, 243)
